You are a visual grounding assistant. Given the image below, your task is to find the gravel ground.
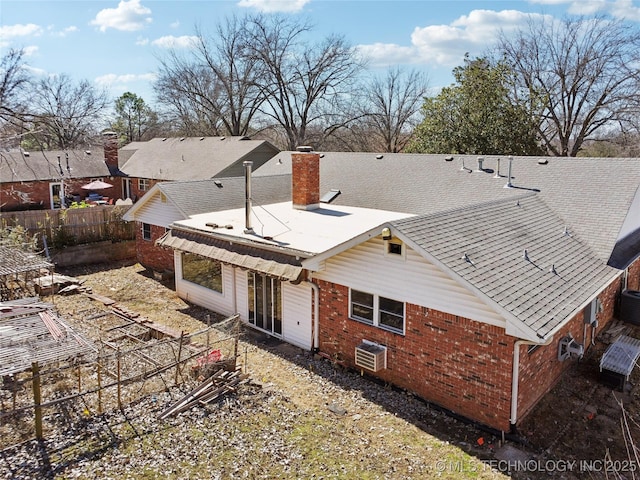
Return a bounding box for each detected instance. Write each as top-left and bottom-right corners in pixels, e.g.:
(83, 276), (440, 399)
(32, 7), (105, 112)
(0, 261), (635, 479)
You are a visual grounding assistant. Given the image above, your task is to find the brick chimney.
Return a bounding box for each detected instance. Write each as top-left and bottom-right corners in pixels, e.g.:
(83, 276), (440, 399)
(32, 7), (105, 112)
(103, 131), (119, 174)
(292, 146), (320, 210)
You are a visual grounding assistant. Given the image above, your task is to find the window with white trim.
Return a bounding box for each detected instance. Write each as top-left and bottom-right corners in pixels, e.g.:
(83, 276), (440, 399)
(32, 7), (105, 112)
(142, 223), (151, 241)
(182, 253), (222, 293)
(350, 289), (405, 334)
(138, 178), (149, 191)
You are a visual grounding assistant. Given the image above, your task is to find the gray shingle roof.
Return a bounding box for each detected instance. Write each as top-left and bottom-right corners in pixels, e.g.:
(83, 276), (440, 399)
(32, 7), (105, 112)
(137, 175), (290, 220)
(0, 148), (110, 182)
(256, 152), (640, 263)
(119, 136), (279, 181)
(392, 194), (618, 339)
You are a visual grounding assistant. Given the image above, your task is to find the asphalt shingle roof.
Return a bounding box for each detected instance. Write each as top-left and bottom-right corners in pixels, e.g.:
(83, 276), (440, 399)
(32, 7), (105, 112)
(256, 152), (640, 264)
(119, 136), (279, 181)
(392, 194), (618, 339)
(1, 148), (111, 182)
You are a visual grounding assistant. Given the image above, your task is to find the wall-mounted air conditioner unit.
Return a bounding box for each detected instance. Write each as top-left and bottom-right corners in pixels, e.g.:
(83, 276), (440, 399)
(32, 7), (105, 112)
(558, 335), (584, 361)
(355, 340), (387, 372)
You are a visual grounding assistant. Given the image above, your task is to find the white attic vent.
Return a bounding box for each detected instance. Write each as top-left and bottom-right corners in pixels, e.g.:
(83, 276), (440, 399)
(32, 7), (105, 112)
(355, 340), (387, 372)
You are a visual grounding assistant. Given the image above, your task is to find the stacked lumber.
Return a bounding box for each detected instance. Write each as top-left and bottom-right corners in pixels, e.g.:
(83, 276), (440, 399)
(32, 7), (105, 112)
(159, 368), (248, 419)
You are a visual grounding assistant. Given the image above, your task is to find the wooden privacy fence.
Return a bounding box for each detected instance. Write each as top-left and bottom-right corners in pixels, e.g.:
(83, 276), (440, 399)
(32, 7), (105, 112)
(0, 205), (135, 249)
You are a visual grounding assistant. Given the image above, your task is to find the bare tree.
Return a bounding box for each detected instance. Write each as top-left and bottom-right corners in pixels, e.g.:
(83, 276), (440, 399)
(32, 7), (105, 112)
(155, 16), (264, 137)
(356, 67), (429, 153)
(0, 49), (30, 126)
(244, 14), (365, 150)
(28, 74), (109, 149)
(499, 15), (640, 157)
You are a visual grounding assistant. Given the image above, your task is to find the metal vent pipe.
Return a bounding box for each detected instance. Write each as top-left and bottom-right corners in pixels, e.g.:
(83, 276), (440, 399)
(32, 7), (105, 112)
(243, 161), (254, 234)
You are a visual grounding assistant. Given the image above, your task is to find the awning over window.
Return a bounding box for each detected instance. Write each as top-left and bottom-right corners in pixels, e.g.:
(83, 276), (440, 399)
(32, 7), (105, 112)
(158, 229), (304, 282)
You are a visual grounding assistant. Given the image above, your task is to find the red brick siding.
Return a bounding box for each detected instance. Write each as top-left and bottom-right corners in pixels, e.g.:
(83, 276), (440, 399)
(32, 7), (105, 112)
(1, 179), (123, 211)
(627, 257), (640, 291)
(291, 152), (319, 209)
(517, 276), (621, 422)
(130, 178), (159, 203)
(135, 222), (174, 272)
(317, 279), (514, 431)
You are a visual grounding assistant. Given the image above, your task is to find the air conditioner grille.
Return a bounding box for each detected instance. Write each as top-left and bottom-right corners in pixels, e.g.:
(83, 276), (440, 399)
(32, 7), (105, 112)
(355, 341), (387, 372)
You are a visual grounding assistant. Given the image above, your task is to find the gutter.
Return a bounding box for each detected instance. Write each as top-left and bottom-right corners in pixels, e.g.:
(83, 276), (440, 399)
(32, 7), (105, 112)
(306, 278), (319, 351)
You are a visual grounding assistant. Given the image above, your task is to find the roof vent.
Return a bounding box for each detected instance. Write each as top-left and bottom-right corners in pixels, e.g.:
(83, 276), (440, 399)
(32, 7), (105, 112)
(460, 159), (472, 173)
(277, 158), (283, 165)
(461, 253), (474, 265)
(297, 145), (313, 152)
(550, 264), (557, 275)
(376, 154), (383, 159)
(523, 249), (530, 261)
(220, 136), (226, 141)
(494, 158), (501, 178)
(214, 180), (223, 188)
(444, 155), (454, 161)
(320, 189), (341, 204)
(206, 222), (219, 229)
(200, 137), (205, 141)
(85, 150), (91, 155)
(23, 151), (30, 157)
(179, 137), (185, 141)
(319, 153), (325, 158)
(504, 156), (514, 188)
(476, 157), (485, 172)
(162, 138), (167, 141)
(563, 226), (572, 237)
(538, 158), (549, 165)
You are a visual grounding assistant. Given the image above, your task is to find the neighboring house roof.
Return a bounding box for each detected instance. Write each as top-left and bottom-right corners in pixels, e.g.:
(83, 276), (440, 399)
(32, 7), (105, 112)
(256, 152), (640, 265)
(389, 194), (619, 341)
(123, 175), (292, 223)
(0, 148), (110, 182)
(118, 136), (279, 181)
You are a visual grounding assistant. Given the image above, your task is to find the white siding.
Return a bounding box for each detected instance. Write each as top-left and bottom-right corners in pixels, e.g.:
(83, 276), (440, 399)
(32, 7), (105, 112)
(282, 282), (312, 349)
(175, 261), (313, 350)
(313, 237), (506, 328)
(174, 254), (235, 315)
(135, 192), (184, 227)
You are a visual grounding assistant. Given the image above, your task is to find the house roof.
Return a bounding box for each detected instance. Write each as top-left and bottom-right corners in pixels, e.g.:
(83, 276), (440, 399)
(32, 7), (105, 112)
(389, 194), (619, 341)
(171, 201), (412, 258)
(0, 148), (111, 182)
(119, 136), (279, 181)
(255, 152), (640, 264)
(123, 175), (292, 222)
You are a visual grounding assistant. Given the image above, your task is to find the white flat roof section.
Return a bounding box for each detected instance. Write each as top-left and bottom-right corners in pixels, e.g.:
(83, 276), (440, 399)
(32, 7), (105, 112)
(173, 202), (413, 256)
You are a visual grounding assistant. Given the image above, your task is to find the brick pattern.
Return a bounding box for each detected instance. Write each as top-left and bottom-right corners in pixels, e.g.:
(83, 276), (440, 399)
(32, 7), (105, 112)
(103, 133), (119, 171)
(291, 152), (319, 209)
(517, 276), (621, 422)
(628, 260), (640, 291)
(129, 178), (158, 203)
(317, 279), (514, 431)
(135, 222), (174, 272)
(1, 178), (122, 211)
(317, 274), (624, 432)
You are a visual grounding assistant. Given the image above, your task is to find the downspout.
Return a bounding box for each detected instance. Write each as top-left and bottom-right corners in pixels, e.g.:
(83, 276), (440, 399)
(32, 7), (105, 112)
(231, 267), (237, 315)
(306, 278), (319, 352)
(510, 337), (552, 430)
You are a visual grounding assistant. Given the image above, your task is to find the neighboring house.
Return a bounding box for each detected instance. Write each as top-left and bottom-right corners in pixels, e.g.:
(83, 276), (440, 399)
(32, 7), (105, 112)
(0, 133), (121, 211)
(122, 174), (291, 272)
(117, 136), (279, 202)
(153, 149), (640, 433)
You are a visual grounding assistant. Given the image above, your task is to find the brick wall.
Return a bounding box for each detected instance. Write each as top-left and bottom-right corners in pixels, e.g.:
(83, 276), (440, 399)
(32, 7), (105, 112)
(291, 151), (319, 210)
(317, 279), (514, 431)
(2, 179), (123, 211)
(517, 276), (621, 423)
(129, 178), (159, 203)
(627, 257), (640, 291)
(135, 222), (174, 272)
(317, 275), (624, 432)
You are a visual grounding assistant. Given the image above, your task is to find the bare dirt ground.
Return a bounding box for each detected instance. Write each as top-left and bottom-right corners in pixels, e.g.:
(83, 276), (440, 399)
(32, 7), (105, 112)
(2, 260), (639, 479)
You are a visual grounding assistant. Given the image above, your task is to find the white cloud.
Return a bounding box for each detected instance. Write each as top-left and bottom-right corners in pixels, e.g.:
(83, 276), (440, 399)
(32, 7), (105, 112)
(136, 37), (150, 46)
(48, 25), (78, 37)
(95, 73), (157, 86)
(359, 9), (551, 69)
(23, 45), (39, 57)
(0, 23), (43, 40)
(531, 0), (640, 20)
(170, 20), (180, 29)
(90, 0), (152, 32)
(237, 0), (310, 13)
(151, 35), (198, 49)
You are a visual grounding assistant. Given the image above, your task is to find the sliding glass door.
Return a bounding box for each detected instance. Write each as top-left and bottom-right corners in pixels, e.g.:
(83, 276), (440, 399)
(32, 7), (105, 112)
(248, 272), (282, 336)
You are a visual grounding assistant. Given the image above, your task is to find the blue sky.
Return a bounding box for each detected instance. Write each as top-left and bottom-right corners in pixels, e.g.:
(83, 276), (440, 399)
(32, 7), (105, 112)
(2, 0), (640, 109)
